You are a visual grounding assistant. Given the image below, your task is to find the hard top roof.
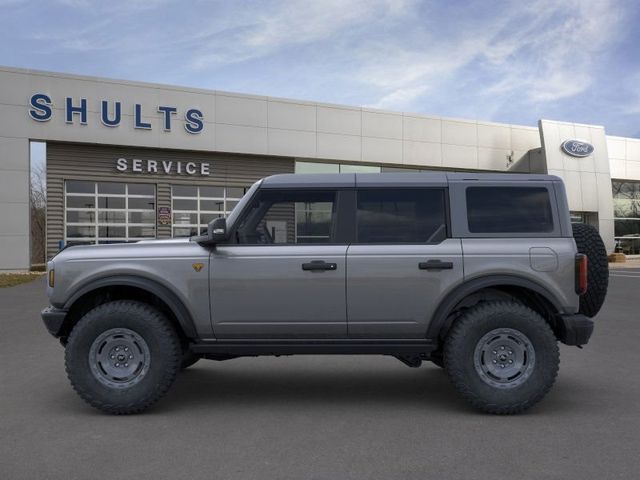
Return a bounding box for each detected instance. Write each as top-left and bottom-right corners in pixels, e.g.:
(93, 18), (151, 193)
(260, 172), (560, 188)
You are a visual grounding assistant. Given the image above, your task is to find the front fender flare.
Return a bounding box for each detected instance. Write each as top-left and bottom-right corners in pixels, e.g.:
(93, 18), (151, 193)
(63, 275), (198, 338)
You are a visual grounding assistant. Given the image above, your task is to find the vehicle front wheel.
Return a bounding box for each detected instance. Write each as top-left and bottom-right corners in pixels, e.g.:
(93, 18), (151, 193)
(443, 301), (559, 414)
(65, 300), (181, 414)
(180, 349), (201, 369)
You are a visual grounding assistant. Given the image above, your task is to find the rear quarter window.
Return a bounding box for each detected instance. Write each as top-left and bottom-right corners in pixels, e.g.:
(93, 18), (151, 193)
(466, 186), (554, 233)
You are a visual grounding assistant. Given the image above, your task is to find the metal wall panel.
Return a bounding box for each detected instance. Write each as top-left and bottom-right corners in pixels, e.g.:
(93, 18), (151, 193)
(46, 142), (293, 258)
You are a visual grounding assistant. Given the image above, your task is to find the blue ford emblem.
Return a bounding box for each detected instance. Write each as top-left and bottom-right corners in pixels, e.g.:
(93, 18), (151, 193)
(561, 139), (594, 157)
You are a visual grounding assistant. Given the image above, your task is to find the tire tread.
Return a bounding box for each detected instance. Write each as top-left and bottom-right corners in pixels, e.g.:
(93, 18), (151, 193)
(572, 223), (609, 317)
(444, 301), (559, 414)
(65, 300), (181, 415)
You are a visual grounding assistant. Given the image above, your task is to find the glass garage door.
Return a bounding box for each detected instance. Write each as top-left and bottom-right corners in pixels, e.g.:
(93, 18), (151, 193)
(65, 180), (156, 246)
(171, 185), (246, 237)
(613, 180), (640, 254)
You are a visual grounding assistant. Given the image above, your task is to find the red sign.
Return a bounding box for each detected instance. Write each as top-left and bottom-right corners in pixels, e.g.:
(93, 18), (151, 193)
(158, 206), (171, 226)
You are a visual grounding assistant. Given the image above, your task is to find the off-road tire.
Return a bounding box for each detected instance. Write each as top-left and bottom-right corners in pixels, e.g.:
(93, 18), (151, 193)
(444, 301), (559, 414)
(181, 350), (201, 369)
(572, 223), (609, 317)
(65, 300), (181, 415)
(429, 350), (444, 368)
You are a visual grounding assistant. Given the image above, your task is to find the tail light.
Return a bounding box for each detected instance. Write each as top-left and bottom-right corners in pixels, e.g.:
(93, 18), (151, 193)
(575, 254), (587, 295)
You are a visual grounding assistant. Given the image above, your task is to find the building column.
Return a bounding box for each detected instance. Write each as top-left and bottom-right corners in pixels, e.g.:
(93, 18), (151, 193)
(0, 136), (30, 270)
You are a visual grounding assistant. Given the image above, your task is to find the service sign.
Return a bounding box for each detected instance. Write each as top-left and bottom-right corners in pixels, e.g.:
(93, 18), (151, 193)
(116, 157), (210, 176)
(561, 139), (594, 157)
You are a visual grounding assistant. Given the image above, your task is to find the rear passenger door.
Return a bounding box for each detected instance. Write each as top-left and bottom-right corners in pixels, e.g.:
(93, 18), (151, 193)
(346, 187), (463, 338)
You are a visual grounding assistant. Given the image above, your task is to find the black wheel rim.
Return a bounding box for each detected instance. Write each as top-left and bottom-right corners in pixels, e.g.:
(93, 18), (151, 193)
(89, 328), (150, 389)
(473, 328), (535, 389)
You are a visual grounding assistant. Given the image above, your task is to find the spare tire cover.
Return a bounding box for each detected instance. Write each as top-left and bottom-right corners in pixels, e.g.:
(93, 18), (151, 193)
(572, 223), (609, 317)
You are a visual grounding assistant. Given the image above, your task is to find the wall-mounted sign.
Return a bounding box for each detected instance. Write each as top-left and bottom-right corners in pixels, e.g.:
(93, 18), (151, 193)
(158, 206), (171, 226)
(561, 139), (594, 157)
(116, 157), (210, 176)
(28, 93), (204, 133)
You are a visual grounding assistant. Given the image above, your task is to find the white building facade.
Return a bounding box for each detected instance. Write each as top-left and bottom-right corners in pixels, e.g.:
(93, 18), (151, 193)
(1, 65), (639, 270)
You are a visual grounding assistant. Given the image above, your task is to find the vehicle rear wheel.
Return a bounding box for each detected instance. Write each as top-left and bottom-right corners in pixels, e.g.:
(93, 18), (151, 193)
(572, 223), (609, 317)
(429, 350), (444, 368)
(444, 301), (559, 414)
(65, 300), (181, 414)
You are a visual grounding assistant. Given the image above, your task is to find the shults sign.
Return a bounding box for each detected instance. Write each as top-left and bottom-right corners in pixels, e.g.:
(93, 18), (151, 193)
(28, 93), (204, 133)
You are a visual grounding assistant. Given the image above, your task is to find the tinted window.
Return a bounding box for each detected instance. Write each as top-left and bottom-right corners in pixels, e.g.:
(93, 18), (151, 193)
(466, 187), (554, 233)
(127, 183), (155, 196)
(97, 182), (125, 195)
(66, 181), (94, 194)
(128, 198), (155, 210)
(236, 190), (336, 244)
(356, 189), (446, 243)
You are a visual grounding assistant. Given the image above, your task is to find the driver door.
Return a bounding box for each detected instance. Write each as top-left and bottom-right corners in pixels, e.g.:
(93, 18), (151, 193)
(209, 188), (349, 338)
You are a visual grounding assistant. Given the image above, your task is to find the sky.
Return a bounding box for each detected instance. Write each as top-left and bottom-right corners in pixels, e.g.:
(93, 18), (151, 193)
(1, 0), (639, 137)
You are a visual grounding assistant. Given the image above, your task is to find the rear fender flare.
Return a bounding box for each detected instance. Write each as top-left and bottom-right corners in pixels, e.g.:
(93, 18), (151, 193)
(426, 275), (564, 340)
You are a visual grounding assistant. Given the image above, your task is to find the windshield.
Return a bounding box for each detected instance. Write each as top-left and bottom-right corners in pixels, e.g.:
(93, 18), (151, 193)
(223, 180), (262, 231)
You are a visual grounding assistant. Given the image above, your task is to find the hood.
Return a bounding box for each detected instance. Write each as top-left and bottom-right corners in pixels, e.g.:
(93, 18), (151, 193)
(53, 237), (203, 262)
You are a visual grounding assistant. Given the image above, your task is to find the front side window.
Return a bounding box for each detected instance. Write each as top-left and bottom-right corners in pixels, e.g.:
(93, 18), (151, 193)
(356, 188), (447, 243)
(235, 190), (336, 244)
(466, 186), (553, 233)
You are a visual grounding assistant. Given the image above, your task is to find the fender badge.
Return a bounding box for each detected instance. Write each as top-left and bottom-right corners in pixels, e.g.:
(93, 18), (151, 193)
(192, 263), (204, 272)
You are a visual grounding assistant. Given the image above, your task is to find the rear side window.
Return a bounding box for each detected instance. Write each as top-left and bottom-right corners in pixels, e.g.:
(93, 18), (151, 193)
(466, 187), (554, 233)
(356, 188), (447, 243)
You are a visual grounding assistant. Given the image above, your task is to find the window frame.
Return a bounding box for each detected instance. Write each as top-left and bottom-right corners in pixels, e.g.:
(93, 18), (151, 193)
(448, 182), (562, 238)
(64, 180), (157, 246)
(612, 180), (640, 254)
(171, 185), (246, 238)
(352, 187), (450, 245)
(226, 188), (354, 246)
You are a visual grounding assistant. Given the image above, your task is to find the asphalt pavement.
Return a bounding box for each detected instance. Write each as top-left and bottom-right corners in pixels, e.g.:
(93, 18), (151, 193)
(1, 274), (639, 480)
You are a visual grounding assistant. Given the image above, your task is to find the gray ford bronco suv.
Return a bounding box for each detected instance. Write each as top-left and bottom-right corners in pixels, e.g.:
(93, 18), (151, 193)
(42, 172), (608, 415)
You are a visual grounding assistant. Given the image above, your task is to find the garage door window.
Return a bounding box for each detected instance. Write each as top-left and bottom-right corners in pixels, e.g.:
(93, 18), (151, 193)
(65, 180), (156, 245)
(172, 185), (247, 237)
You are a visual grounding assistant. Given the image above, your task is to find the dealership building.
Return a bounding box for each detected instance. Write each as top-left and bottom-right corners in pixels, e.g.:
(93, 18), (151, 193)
(1, 65), (640, 271)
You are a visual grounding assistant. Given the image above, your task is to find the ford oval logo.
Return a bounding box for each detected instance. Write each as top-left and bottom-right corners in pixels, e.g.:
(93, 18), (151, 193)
(561, 139), (594, 157)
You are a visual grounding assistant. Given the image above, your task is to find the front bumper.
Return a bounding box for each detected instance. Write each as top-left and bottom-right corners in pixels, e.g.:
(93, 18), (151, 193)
(556, 313), (594, 346)
(41, 306), (68, 337)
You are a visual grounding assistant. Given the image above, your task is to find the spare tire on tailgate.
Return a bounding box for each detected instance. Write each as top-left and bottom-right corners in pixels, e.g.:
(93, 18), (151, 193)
(572, 223), (609, 317)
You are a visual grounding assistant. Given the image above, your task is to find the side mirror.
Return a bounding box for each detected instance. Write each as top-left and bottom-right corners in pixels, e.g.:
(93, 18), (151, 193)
(208, 217), (227, 243)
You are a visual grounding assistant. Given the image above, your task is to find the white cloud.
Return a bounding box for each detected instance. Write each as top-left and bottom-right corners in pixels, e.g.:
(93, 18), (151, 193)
(3, 0), (632, 130)
(481, 0), (622, 102)
(354, 0), (624, 111)
(190, 0), (415, 70)
(361, 37), (490, 109)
